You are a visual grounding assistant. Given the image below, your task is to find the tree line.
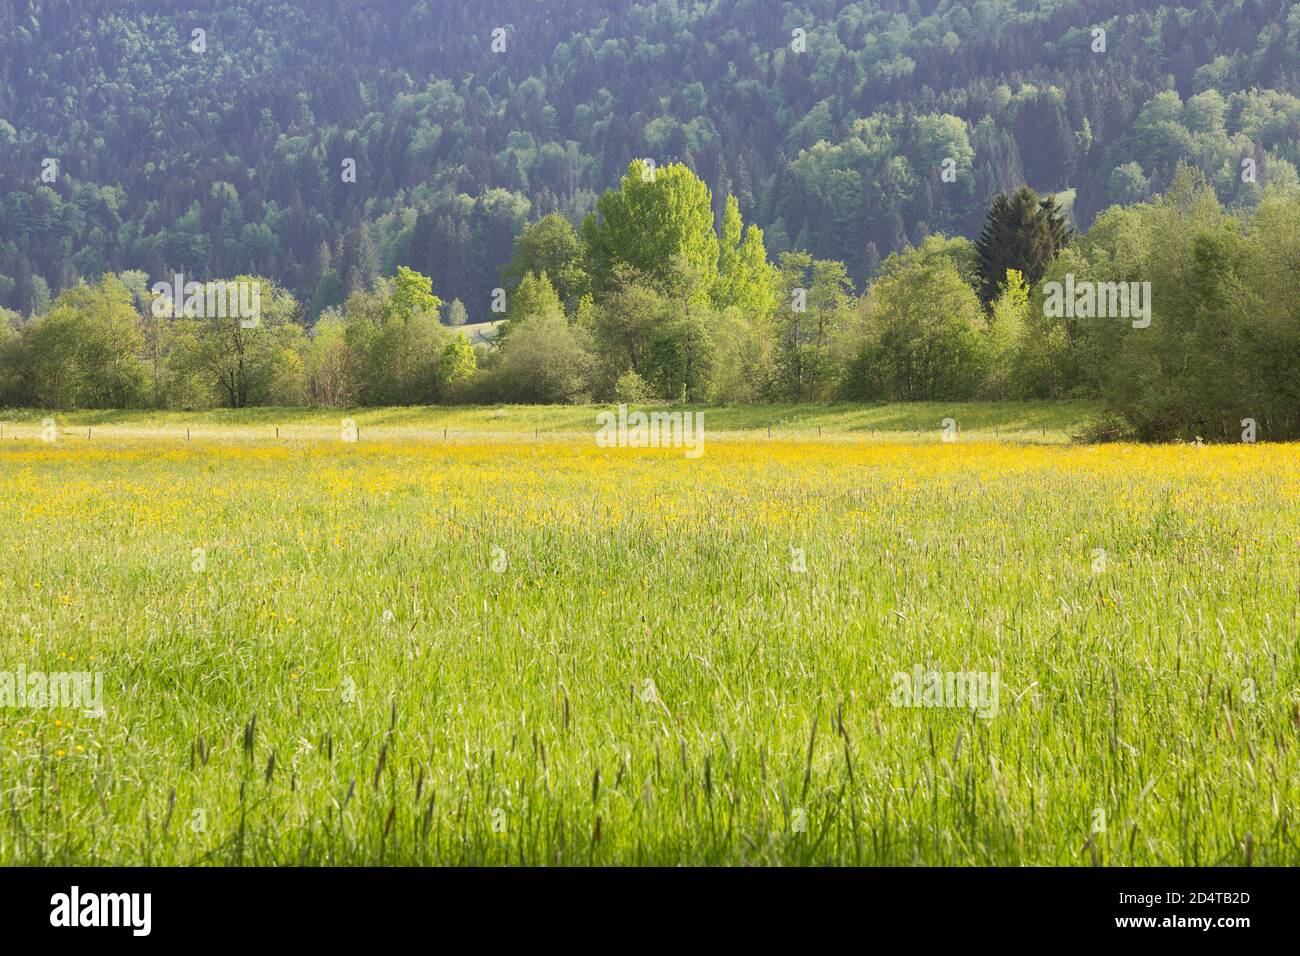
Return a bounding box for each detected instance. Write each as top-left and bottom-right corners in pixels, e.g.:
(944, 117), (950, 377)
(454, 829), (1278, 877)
(2, 159), (1297, 442)
(3, 0), (1300, 325)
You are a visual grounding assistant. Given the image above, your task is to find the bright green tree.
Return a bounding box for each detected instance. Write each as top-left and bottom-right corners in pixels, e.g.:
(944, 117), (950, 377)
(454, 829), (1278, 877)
(389, 265), (442, 323)
(439, 332), (477, 390)
(773, 252), (854, 400)
(496, 297), (593, 404)
(581, 161), (719, 303)
(502, 214), (589, 307)
(712, 195), (779, 317)
(982, 268), (1029, 399)
(27, 275), (147, 408)
(445, 298), (469, 326)
(170, 276), (305, 408)
(844, 248), (986, 400)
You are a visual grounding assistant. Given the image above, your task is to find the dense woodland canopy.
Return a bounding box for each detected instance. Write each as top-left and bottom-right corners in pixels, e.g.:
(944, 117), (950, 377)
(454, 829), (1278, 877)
(1, 0), (1299, 440)
(3, 0), (1300, 317)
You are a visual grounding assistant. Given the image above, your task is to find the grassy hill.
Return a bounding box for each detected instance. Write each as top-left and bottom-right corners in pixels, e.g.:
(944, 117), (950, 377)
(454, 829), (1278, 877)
(457, 319), (506, 348)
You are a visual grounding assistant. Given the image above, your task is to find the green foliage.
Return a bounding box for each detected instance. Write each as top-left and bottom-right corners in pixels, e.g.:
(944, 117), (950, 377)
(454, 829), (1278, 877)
(26, 276), (147, 409)
(505, 271), (564, 324)
(2, 0), (1298, 332)
(1086, 88), (1300, 222)
(582, 162), (719, 303)
(645, 308), (716, 403)
(388, 266), (442, 324)
(341, 224), (381, 297)
(170, 277), (305, 408)
(0, 309), (25, 406)
(712, 196), (779, 318)
(340, 273), (449, 406)
(1092, 171), (1300, 440)
(1107, 162), (1151, 205)
(445, 299), (469, 327)
(975, 186), (1071, 307)
(583, 275), (673, 396)
(498, 270), (565, 349)
(439, 333), (478, 399)
(0, 165), (1297, 444)
(612, 368), (651, 403)
(982, 269), (1030, 400)
(305, 314), (355, 408)
(494, 309), (593, 404)
(502, 215), (589, 307)
(844, 247), (987, 401)
(772, 251), (854, 401)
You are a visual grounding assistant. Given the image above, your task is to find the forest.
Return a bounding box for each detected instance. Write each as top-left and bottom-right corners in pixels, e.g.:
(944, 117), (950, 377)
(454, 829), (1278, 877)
(1, 0), (1299, 439)
(2, 159), (1298, 442)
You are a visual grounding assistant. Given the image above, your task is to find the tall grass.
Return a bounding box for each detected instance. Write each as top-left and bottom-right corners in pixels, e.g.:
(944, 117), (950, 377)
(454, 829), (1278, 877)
(0, 416), (1294, 865)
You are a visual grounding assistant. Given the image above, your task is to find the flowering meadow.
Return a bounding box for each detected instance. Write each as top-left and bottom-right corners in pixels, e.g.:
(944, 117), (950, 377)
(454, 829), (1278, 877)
(0, 411), (1296, 864)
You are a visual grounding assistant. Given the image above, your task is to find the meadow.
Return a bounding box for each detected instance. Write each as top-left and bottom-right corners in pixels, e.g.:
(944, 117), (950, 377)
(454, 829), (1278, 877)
(0, 404), (1296, 865)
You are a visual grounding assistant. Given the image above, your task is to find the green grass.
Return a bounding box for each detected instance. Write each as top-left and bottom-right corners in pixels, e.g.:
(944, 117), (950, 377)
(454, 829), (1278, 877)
(0, 399), (1098, 443)
(1054, 187), (1078, 224)
(457, 318), (505, 348)
(0, 404), (1294, 866)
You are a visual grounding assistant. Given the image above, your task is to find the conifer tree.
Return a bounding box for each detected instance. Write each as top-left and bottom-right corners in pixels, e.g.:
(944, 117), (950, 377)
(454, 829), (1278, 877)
(975, 186), (1071, 307)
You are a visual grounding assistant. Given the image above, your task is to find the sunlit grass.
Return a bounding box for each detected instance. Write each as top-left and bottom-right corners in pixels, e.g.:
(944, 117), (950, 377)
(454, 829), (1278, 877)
(0, 400), (1098, 444)
(0, 414), (1295, 865)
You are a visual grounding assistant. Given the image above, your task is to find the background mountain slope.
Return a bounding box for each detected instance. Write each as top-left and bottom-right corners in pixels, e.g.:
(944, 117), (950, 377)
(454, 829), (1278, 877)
(2, 0), (1299, 321)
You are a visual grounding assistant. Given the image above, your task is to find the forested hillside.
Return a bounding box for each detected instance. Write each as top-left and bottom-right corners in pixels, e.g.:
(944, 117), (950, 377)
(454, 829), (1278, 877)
(3, 0), (1300, 322)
